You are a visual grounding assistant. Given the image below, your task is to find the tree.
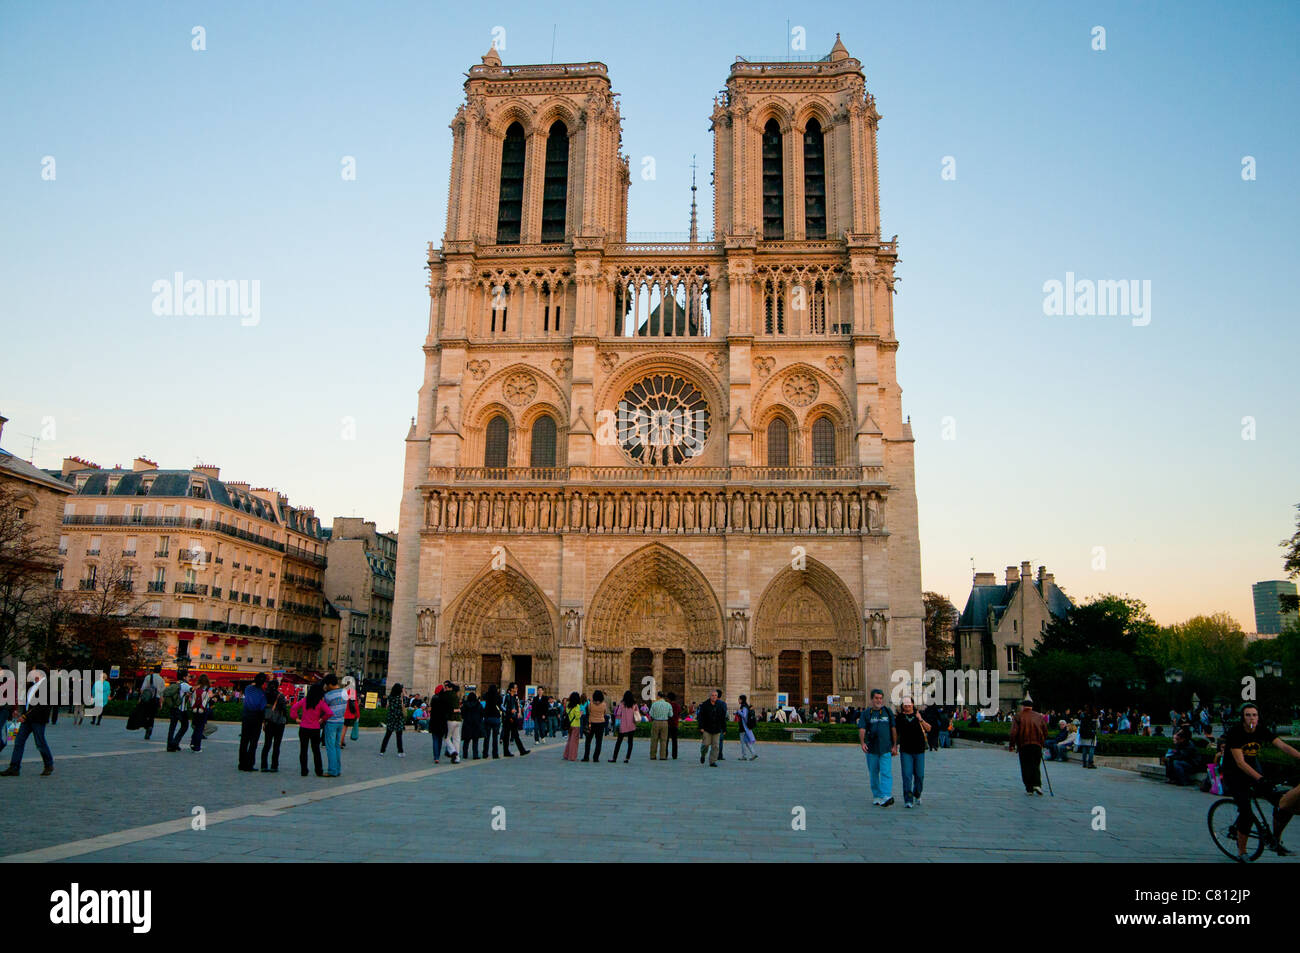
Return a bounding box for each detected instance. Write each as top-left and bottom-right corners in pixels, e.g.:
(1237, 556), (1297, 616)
(922, 591), (958, 670)
(0, 481), (62, 664)
(1280, 504), (1300, 613)
(1035, 594), (1159, 656)
(56, 555), (145, 673)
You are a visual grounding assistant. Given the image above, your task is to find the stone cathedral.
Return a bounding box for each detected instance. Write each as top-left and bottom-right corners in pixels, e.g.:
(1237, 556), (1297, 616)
(388, 35), (923, 710)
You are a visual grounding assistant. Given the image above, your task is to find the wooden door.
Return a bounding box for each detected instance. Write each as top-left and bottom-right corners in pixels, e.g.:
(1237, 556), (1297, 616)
(630, 648), (653, 699)
(480, 654), (502, 690)
(778, 650), (802, 704)
(810, 650), (833, 706)
(513, 655), (532, 692)
(663, 649), (685, 701)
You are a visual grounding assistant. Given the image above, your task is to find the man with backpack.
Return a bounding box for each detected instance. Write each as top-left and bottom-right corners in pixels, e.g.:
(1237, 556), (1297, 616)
(138, 665), (165, 740)
(163, 673), (193, 752)
(501, 682), (531, 757)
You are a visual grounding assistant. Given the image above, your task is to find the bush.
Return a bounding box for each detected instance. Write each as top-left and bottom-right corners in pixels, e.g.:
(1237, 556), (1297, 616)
(628, 721), (862, 744)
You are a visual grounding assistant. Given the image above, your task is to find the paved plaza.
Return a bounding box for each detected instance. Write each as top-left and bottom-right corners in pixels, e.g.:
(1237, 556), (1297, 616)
(0, 718), (1270, 863)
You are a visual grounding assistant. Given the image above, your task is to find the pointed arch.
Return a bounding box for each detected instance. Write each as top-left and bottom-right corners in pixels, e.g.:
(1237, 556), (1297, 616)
(586, 543), (725, 653)
(753, 557), (860, 657)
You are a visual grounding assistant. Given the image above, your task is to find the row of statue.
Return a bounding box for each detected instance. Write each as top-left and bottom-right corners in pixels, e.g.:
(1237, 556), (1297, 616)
(424, 488), (885, 534)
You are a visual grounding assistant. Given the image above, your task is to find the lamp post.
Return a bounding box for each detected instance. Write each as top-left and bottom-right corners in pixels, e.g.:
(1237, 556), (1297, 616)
(1087, 673), (1102, 716)
(1164, 667), (1183, 728)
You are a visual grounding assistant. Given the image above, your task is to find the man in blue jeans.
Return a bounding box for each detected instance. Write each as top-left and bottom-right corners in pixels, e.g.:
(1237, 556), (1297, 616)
(238, 673), (267, 771)
(322, 674), (347, 777)
(858, 689), (897, 806)
(1, 668), (54, 777)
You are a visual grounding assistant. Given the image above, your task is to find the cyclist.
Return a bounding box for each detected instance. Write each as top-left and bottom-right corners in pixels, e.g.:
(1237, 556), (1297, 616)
(1222, 702), (1300, 860)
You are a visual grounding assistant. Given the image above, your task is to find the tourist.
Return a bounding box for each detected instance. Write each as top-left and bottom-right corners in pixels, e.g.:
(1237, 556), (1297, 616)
(292, 681), (332, 777)
(1222, 702), (1300, 860)
(858, 689), (896, 806)
(379, 683), (406, 758)
(322, 674), (347, 777)
(442, 681), (463, 763)
(188, 675), (214, 753)
(90, 674), (111, 726)
(922, 701), (943, 752)
(896, 697), (929, 807)
(428, 684), (451, 764)
(563, 692), (582, 761)
(530, 692), (547, 745)
(260, 678), (288, 772)
(583, 690), (608, 762)
(1009, 698), (1047, 795)
(649, 691), (672, 760)
(1165, 728), (1201, 786)
(696, 689), (725, 767)
(547, 697), (561, 741)
(0, 668), (54, 777)
(138, 665), (166, 741)
(163, 673), (193, 752)
(1044, 720), (1075, 762)
(715, 689), (728, 761)
(501, 682), (530, 757)
(939, 711), (953, 749)
(667, 691), (681, 759)
(481, 685), (503, 758)
(1077, 706), (1098, 769)
(461, 689), (485, 760)
(608, 690), (638, 763)
(737, 694), (758, 761)
(341, 676), (359, 749)
(238, 673), (268, 772)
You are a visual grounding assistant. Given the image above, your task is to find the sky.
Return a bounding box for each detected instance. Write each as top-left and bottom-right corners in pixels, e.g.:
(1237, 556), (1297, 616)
(2, 1), (1297, 629)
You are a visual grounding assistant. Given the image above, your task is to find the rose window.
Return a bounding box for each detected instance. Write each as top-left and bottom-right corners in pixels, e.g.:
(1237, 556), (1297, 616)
(616, 374), (710, 466)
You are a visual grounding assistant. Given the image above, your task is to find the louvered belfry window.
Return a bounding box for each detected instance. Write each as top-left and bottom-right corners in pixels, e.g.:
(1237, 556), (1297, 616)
(762, 119), (784, 240)
(496, 122), (525, 244)
(803, 118), (826, 239)
(767, 418), (790, 467)
(530, 415), (557, 467)
(541, 121), (569, 242)
(812, 416), (835, 466)
(485, 415), (509, 469)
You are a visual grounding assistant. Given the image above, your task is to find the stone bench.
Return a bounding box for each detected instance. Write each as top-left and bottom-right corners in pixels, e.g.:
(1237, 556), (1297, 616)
(784, 727), (820, 742)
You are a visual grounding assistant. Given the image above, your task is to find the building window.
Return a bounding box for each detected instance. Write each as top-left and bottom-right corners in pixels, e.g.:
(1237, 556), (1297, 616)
(530, 415), (557, 468)
(761, 118), (784, 240)
(1006, 644), (1022, 673)
(541, 121), (568, 242)
(766, 418), (790, 468)
(803, 118), (826, 239)
(812, 416), (836, 467)
(485, 415), (509, 469)
(496, 122), (526, 245)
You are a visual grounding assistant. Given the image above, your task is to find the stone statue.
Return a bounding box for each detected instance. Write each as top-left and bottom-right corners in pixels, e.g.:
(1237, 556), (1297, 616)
(650, 494), (663, 530)
(554, 495), (566, 530)
(619, 494), (631, 529)
(477, 494), (490, 529)
(731, 493), (744, 530)
(765, 495), (777, 532)
(667, 495), (680, 531)
(831, 495), (843, 532)
(815, 496), (827, 530)
(729, 613), (746, 647)
(683, 495), (695, 532)
(508, 495), (521, 528)
(749, 494), (762, 532)
(698, 494), (711, 531)
(782, 495), (794, 533)
(587, 495), (599, 530)
(848, 494), (861, 532)
(799, 493), (811, 530)
(538, 494), (551, 530)
(523, 495), (536, 529)
(602, 495), (614, 531)
(715, 494), (727, 531)
(417, 608), (437, 645)
(867, 494), (882, 532)
(492, 495), (505, 529)
(427, 494), (442, 528)
(447, 496), (459, 529)
(634, 495), (646, 530)
(570, 493), (583, 530)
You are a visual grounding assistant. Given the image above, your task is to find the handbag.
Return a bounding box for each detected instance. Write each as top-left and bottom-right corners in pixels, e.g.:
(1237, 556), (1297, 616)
(350, 723), (359, 741)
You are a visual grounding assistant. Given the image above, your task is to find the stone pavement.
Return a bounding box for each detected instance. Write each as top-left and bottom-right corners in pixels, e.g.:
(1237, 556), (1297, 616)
(0, 718), (1276, 862)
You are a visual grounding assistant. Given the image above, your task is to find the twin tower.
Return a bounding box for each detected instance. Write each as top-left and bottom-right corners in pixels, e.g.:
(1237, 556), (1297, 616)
(388, 36), (924, 714)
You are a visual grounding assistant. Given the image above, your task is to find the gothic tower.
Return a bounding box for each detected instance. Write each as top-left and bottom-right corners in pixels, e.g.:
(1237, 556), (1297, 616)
(389, 37), (923, 712)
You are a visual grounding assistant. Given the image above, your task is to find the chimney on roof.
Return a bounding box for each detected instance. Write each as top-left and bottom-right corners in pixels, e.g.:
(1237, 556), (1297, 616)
(194, 464), (220, 480)
(1005, 565), (1018, 586)
(1021, 561), (1032, 582)
(973, 572), (997, 586)
(133, 457), (158, 472)
(62, 456), (100, 477)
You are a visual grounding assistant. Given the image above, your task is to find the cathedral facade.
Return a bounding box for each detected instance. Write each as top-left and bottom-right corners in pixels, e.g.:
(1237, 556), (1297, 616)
(388, 36), (923, 710)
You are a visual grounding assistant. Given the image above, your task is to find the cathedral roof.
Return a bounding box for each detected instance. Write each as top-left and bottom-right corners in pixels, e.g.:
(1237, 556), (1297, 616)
(829, 34), (850, 61)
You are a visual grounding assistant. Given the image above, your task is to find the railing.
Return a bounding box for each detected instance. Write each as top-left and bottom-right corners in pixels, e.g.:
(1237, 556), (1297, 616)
(154, 550), (169, 558)
(173, 583), (208, 596)
(85, 549), (100, 556)
(61, 515), (286, 554)
(78, 579), (96, 590)
(147, 581), (166, 593)
(432, 465), (884, 484)
(122, 549), (136, 557)
(212, 587), (222, 599)
(116, 581), (135, 592)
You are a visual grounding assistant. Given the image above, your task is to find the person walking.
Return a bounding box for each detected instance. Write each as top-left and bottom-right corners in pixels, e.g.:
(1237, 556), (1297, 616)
(238, 673), (268, 771)
(481, 685), (503, 758)
(858, 689), (897, 806)
(608, 690), (639, 763)
(737, 694), (758, 761)
(260, 678), (288, 772)
(582, 690), (608, 762)
(90, 674), (111, 726)
(896, 697), (929, 807)
(442, 681), (463, 763)
(0, 668), (54, 777)
(341, 676), (359, 749)
(649, 691), (672, 761)
(322, 674), (347, 777)
(188, 675), (214, 753)
(291, 681), (332, 777)
(164, 673), (193, 752)
(379, 683), (406, 757)
(1077, 706), (1098, 769)
(696, 689), (724, 767)
(530, 692), (547, 745)
(547, 696), (561, 742)
(922, 702), (943, 752)
(461, 690), (485, 760)
(667, 691), (681, 760)
(502, 682), (531, 757)
(562, 692), (583, 761)
(1009, 697), (1048, 795)
(428, 684), (450, 763)
(715, 689), (728, 761)
(138, 665), (166, 741)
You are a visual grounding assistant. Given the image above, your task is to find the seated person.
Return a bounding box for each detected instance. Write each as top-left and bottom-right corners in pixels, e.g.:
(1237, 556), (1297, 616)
(1165, 729), (1204, 785)
(1045, 721), (1077, 761)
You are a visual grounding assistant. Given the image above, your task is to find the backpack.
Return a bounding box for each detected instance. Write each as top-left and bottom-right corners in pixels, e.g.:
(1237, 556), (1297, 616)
(746, 707), (757, 731)
(160, 683), (180, 715)
(265, 694), (287, 726)
(140, 676), (160, 703)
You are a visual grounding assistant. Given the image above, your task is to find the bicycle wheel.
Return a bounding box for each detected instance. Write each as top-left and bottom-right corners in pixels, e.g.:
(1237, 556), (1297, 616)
(1207, 798), (1265, 861)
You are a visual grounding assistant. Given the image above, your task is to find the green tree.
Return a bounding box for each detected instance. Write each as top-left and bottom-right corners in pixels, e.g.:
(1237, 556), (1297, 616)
(1280, 504), (1300, 613)
(922, 591), (957, 670)
(1035, 593), (1159, 656)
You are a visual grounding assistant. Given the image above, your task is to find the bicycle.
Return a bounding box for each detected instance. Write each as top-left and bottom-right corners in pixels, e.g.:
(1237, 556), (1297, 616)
(1207, 779), (1293, 862)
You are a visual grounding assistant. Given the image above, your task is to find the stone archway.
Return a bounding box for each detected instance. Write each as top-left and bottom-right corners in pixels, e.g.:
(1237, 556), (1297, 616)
(753, 559), (861, 709)
(446, 565), (558, 693)
(585, 543), (725, 702)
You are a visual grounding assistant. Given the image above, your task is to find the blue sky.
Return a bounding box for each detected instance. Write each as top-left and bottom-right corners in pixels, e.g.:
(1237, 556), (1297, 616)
(2, 1), (1297, 627)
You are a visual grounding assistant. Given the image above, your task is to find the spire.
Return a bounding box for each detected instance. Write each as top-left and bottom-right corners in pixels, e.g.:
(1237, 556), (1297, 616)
(481, 41), (502, 67)
(688, 154), (699, 243)
(829, 33), (849, 61)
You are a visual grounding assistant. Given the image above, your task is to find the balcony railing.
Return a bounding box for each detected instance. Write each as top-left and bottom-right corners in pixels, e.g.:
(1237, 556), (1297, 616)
(147, 581), (167, 593)
(433, 465), (882, 484)
(85, 549), (100, 556)
(62, 515), (286, 554)
(122, 549), (136, 557)
(154, 550), (170, 558)
(78, 579), (96, 590)
(116, 581), (135, 592)
(173, 582), (208, 596)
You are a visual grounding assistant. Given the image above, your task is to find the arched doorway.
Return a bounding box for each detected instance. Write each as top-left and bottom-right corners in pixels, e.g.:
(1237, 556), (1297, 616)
(446, 564), (558, 693)
(586, 544), (724, 704)
(754, 558), (861, 711)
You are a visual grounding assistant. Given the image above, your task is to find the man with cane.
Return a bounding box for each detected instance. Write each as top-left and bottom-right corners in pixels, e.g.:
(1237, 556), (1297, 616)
(1009, 697), (1047, 795)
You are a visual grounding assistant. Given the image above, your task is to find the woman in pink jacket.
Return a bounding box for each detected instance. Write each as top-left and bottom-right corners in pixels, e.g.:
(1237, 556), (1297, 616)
(291, 681), (333, 777)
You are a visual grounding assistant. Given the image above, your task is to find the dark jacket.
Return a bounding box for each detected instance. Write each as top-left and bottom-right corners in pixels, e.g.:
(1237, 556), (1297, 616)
(428, 693), (450, 735)
(1010, 709), (1047, 749)
(461, 699), (485, 739)
(697, 699), (725, 734)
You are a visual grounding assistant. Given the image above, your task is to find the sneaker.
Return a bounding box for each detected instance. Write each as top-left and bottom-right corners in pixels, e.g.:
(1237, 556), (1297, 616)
(1034, 787), (1044, 796)
(398, 753), (405, 759)
(881, 797), (894, 807)
(872, 798), (883, 805)
(0, 766), (18, 777)
(41, 765), (54, 777)
(521, 750), (530, 756)
(914, 798), (922, 806)
(904, 802), (913, 809)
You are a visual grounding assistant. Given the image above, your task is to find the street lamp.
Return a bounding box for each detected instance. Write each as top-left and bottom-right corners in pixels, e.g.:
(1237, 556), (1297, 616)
(1164, 667), (1184, 725)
